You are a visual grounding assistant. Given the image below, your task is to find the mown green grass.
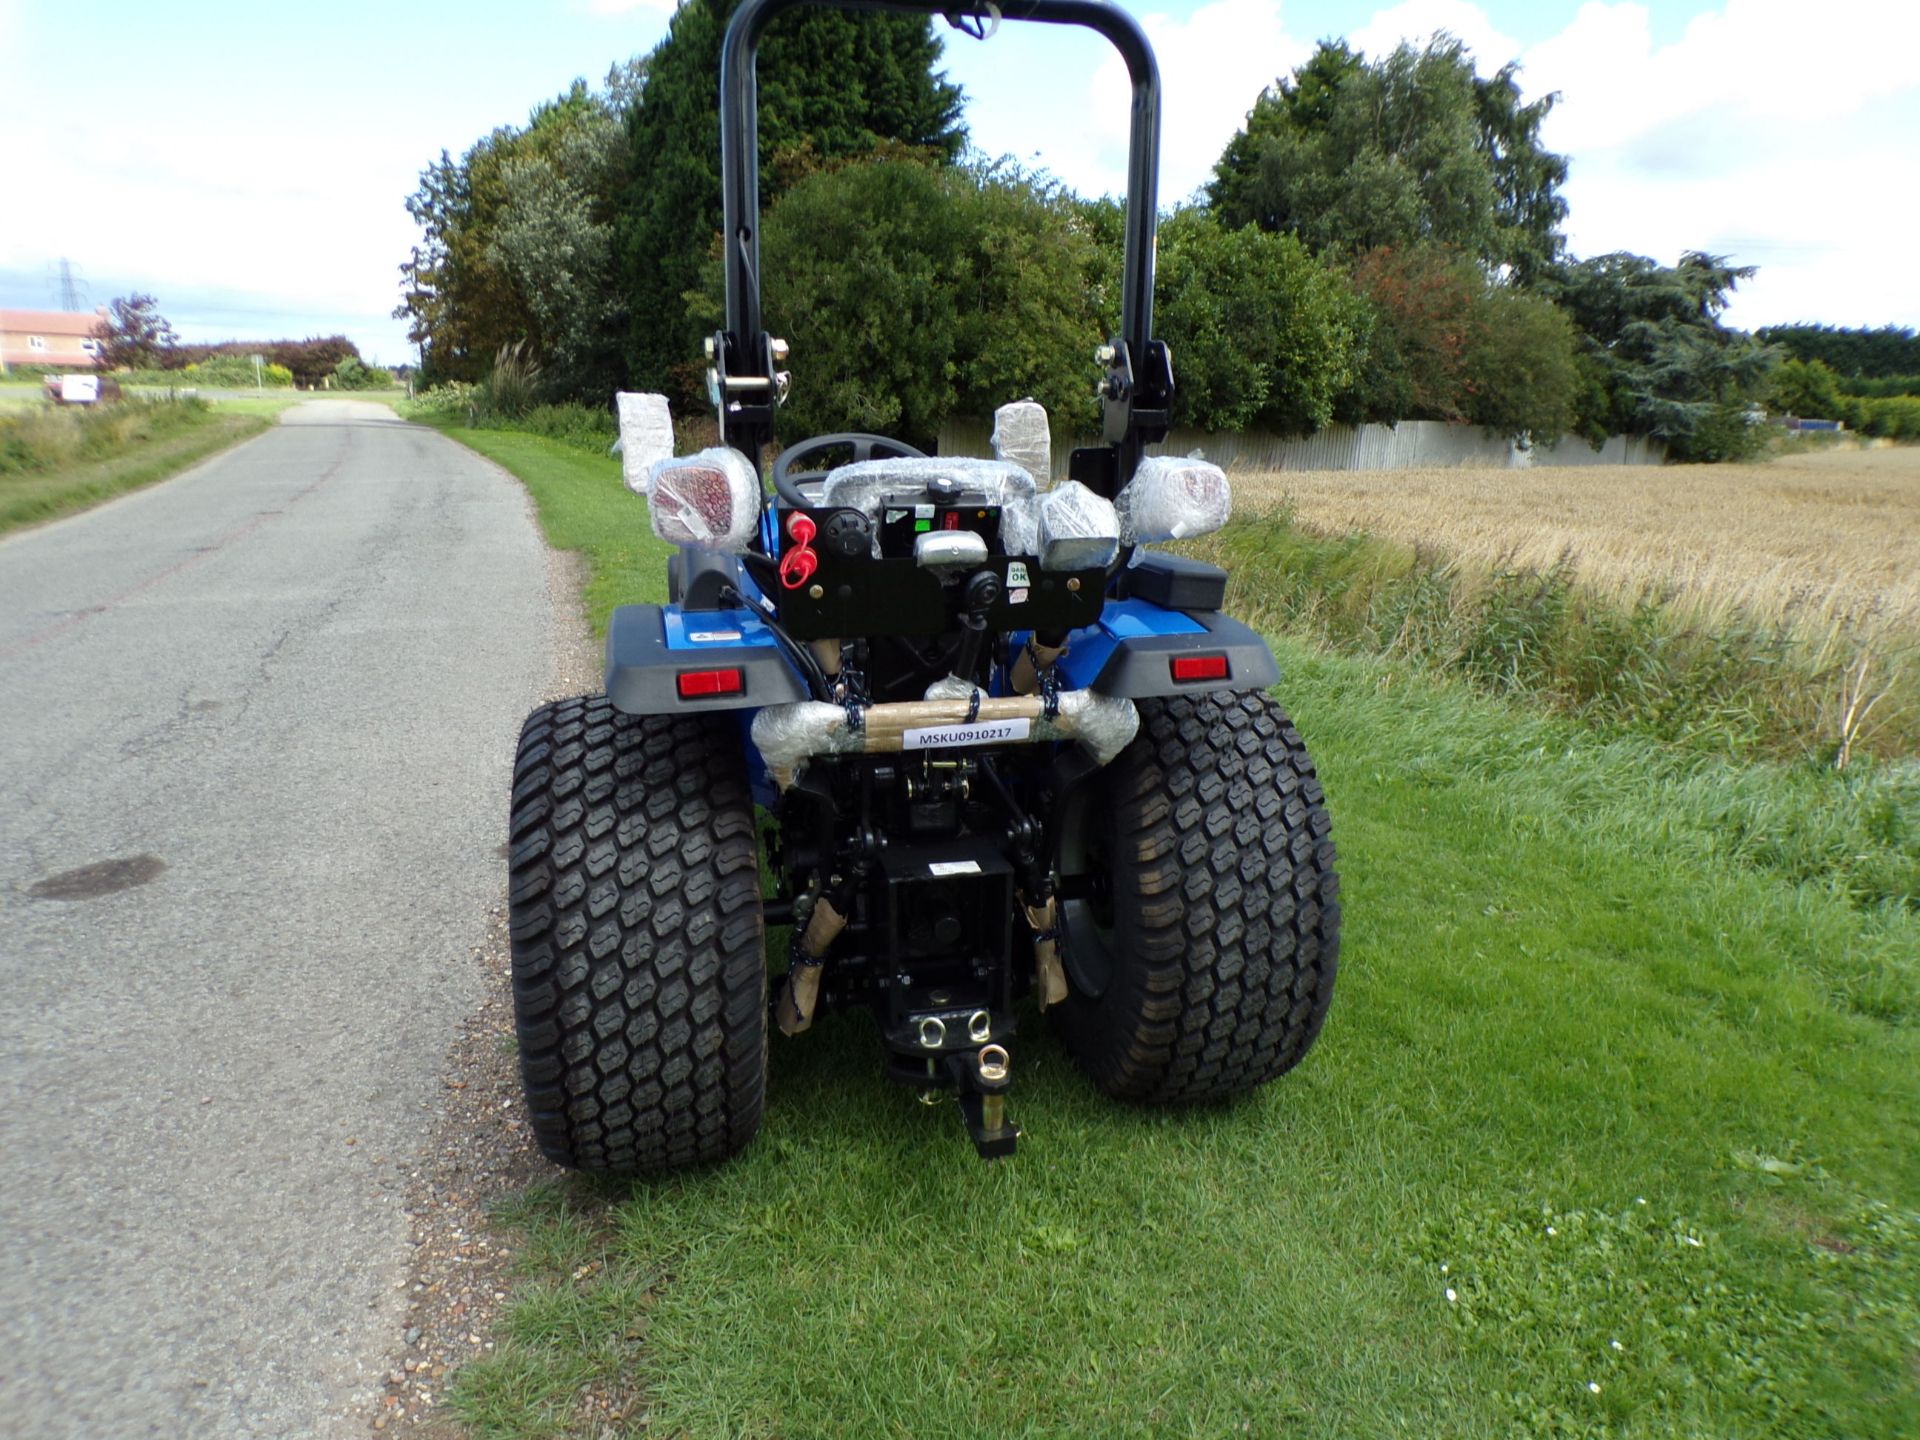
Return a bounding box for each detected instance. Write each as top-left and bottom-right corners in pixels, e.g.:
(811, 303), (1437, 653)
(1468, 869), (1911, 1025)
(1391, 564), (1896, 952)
(0, 399), (275, 535)
(454, 642), (1917, 1440)
(431, 423), (1919, 1439)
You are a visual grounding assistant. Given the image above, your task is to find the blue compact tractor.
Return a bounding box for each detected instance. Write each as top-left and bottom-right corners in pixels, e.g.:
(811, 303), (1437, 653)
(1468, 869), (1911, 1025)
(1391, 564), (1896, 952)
(508, 0), (1339, 1169)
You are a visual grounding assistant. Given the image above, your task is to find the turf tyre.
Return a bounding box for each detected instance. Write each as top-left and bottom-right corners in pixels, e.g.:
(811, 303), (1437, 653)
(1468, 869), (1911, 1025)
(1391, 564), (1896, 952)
(507, 696), (767, 1174)
(1053, 690), (1339, 1102)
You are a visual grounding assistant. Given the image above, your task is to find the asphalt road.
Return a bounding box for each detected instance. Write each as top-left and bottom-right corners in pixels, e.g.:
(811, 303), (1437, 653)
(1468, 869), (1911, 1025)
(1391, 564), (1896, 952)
(0, 402), (554, 1436)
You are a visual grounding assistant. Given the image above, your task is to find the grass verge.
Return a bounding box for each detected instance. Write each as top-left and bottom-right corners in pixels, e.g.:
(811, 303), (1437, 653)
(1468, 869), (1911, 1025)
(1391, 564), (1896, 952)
(1189, 510), (1917, 766)
(428, 419), (1918, 1439)
(0, 399), (277, 535)
(456, 638), (1918, 1440)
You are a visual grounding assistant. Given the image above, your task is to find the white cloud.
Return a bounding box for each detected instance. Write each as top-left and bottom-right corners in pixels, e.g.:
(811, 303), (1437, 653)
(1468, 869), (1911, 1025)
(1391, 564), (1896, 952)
(1087, 0), (1920, 327)
(574, 0), (677, 15)
(1347, 0), (1519, 66)
(1518, 0), (1920, 326)
(1085, 0), (1313, 202)
(6, 0), (1915, 361)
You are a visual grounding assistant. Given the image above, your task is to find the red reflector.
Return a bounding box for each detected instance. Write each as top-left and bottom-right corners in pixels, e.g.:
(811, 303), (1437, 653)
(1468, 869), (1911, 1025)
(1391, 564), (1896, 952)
(676, 668), (744, 699)
(1169, 654), (1230, 683)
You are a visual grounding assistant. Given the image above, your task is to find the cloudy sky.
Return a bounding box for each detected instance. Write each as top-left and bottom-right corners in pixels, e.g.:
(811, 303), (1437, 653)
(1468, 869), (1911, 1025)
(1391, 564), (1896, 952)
(2, 0), (1914, 364)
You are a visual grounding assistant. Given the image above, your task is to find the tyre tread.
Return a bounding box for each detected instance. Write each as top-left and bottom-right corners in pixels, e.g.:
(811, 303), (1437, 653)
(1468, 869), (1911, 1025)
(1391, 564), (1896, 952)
(508, 696), (766, 1174)
(1059, 691), (1340, 1103)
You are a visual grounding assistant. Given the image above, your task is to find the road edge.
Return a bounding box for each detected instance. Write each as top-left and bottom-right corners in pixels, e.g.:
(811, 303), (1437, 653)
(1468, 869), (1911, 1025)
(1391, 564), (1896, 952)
(358, 433), (601, 1437)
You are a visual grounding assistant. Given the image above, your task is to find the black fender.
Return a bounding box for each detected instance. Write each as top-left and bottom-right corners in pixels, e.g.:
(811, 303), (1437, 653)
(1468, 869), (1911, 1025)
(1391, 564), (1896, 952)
(1090, 609), (1281, 699)
(605, 604), (809, 715)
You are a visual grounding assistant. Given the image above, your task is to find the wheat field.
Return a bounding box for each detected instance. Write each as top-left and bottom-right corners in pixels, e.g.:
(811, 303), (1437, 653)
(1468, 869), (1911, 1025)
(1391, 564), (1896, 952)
(1232, 445), (1920, 641)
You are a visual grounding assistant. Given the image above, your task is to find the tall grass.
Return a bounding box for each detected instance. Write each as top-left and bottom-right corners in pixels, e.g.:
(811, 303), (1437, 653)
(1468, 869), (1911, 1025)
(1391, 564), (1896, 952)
(1232, 451), (1920, 642)
(0, 394), (213, 475)
(1192, 506), (1917, 767)
(0, 395), (268, 533)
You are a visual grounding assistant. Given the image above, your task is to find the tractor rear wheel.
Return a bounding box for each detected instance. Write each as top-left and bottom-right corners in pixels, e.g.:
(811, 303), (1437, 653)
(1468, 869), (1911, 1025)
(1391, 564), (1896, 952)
(1052, 691), (1340, 1103)
(507, 696), (767, 1174)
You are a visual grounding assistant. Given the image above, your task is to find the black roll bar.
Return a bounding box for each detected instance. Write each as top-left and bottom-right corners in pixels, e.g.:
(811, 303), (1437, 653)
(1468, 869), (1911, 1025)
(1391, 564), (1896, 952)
(716, 0), (1171, 488)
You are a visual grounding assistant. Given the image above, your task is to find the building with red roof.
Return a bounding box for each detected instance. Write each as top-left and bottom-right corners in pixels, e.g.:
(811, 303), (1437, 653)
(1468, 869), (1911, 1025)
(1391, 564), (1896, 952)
(1, 308), (109, 369)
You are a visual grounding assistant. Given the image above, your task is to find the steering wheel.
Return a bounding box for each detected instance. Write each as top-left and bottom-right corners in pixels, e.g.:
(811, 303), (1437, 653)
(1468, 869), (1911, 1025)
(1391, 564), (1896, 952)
(770, 432), (926, 508)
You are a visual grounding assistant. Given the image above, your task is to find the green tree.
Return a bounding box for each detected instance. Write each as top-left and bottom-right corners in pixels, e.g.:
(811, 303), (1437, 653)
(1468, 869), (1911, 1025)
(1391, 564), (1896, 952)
(1460, 285), (1580, 439)
(1550, 251), (1777, 460)
(734, 163), (1369, 446)
(396, 62), (641, 394)
(1754, 323), (1920, 378)
(396, 138), (533, 383)
(331, 357), (395, 391)
(1340, 245), (1577, 437)
(616, 0), (966, 402)
(731, 157), (1101, 448)
(1152, 210), (1366, 435)
(1207, 36), (1567, 281)
(99, 293), (177, 370)
(485, 85), (631, 395)
(1767, 357), (1842, 418)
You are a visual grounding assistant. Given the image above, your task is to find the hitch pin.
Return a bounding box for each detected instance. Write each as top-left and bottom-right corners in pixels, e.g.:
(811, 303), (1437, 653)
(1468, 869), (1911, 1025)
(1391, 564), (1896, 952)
(978, 1044), (1010, 1135)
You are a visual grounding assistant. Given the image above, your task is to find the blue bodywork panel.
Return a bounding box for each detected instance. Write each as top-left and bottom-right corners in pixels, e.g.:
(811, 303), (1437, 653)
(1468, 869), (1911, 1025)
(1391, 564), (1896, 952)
(1054, 598), (1206, 690)
(662, 605), (784, 652)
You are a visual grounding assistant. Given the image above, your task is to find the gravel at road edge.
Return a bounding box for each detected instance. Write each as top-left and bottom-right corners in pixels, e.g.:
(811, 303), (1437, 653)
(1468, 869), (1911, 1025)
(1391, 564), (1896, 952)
(362, 526), (601, 1437)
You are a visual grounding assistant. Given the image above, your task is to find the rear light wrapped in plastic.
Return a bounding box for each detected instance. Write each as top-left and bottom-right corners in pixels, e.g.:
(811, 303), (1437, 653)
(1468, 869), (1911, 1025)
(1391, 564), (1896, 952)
(1034, 480), (1120, 570)
(1115, 455), (1232, 545)
(645, 447), (760, 552)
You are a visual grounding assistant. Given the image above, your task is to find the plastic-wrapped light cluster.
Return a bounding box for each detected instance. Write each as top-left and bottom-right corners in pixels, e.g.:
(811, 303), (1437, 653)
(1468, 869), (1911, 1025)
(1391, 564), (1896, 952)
(646, 447), (761, 552)
(990, 399), (1053, 486)
(1115, 455), (1232, 545)
(615, 392), (675, 496)
(821, 457), (1037, 557)
(1000, 495), (1038, 557)
(1035, 480), (1120, 570)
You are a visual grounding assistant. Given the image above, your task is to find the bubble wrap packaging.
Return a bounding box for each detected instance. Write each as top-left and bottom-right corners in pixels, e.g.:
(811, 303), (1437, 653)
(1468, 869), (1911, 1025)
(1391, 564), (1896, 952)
(615, 392), (675, 495)
(924, 675), (977, 702)
(1061, 688), (1140, 765)
(750, 701), (865, 777)
(749, 688), (1139, 781)
(991, 400), (1053, 486)
(821, 458), (1037, 556)
(999, 494), (1039, 557)
(1115, 456), (1232, 545)
(1036, 480), (1120, 570)
(646, 447), (760, 552)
